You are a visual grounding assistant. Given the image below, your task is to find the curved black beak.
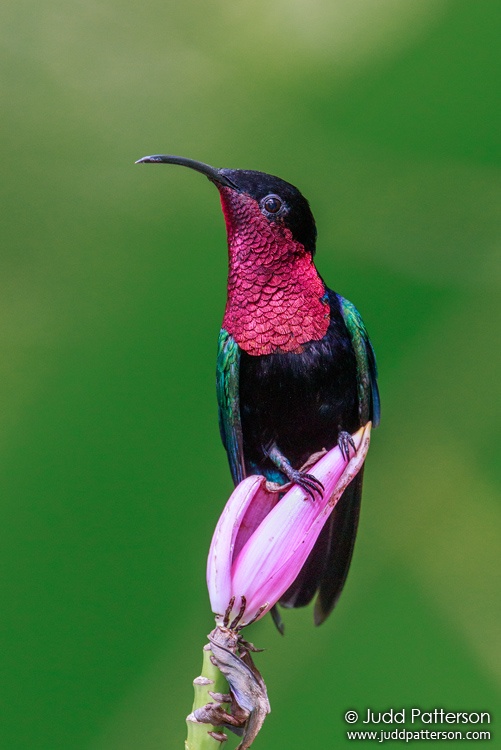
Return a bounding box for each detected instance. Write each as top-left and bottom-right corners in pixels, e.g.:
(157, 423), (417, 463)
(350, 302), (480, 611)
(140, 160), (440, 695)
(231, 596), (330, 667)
(135, 154), (239, 190)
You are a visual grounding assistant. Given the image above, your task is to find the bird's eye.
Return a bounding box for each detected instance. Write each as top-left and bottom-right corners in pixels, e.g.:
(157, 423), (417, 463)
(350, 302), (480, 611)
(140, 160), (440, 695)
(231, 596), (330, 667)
(262, 194), (283, 214)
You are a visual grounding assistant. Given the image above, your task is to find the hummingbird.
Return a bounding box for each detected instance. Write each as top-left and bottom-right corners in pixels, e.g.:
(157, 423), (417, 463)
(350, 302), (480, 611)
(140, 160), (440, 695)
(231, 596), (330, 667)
(136, 155), (380, 627)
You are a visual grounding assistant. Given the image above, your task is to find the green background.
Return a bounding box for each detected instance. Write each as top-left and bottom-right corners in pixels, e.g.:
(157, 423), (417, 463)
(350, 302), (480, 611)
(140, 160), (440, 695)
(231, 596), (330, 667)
(1, 1), (500, 747)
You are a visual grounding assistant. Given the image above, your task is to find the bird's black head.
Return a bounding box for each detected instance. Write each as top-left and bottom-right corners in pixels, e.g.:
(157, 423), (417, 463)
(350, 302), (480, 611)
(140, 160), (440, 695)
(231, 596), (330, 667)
(136, 155), (317, 255)
(217, 169), (317, 255)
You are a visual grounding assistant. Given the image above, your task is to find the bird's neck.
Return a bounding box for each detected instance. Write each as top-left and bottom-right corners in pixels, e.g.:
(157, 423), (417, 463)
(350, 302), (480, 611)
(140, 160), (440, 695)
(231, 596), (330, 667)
(222, 232), (330, 357)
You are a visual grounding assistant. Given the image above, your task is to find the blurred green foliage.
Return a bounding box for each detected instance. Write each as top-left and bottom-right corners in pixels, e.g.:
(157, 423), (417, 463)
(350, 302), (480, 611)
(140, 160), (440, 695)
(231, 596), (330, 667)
(1, 1), (500, 748)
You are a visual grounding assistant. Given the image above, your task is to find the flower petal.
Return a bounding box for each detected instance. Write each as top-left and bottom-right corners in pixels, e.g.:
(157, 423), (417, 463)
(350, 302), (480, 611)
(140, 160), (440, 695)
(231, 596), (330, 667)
(207, 474), (271, 615)
(231, 424), (371, 624)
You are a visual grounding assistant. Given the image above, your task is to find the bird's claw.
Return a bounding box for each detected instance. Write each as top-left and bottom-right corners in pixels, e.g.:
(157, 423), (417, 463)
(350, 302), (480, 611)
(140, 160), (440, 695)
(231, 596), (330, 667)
(290, 469), (324, 501)
(338, 431), (357, 461)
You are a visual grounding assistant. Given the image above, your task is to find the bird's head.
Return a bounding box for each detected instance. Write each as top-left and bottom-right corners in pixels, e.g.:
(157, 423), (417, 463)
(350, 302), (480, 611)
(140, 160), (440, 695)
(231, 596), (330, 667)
(136, 154), (328, 353)
(136, 155), (317, 260)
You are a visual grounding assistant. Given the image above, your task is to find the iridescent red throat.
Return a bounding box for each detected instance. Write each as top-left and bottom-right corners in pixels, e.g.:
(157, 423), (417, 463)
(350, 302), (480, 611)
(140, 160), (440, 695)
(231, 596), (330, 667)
(219, 188), (330, 356)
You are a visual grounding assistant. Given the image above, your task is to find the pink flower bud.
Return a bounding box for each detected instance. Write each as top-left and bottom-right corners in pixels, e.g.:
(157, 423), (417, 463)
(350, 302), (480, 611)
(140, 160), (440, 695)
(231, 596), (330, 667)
(207, 424), (371, 628)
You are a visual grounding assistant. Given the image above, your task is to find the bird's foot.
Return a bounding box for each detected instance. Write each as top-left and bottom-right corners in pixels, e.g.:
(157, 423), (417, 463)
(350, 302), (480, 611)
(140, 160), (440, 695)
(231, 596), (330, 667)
(289, 468), (324, 501)
(265, 472), (323, 500)
(266, 443), (324, 499)
(338, 431), (357, 461)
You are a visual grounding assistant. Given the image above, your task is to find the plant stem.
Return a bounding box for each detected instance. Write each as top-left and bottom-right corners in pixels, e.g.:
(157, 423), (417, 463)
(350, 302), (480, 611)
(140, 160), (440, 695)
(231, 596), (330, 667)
(185, 643), (230, 750)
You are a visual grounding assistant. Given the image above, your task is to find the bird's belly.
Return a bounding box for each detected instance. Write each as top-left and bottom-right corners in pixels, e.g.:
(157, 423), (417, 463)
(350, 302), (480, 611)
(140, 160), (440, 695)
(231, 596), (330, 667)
(239, 340), (359, 476)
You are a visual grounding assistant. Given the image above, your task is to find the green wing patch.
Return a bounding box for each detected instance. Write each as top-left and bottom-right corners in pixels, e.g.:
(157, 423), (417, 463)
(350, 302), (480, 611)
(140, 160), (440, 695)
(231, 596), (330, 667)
(339, 296), (380, 428)
(216, 329), (245, 484)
